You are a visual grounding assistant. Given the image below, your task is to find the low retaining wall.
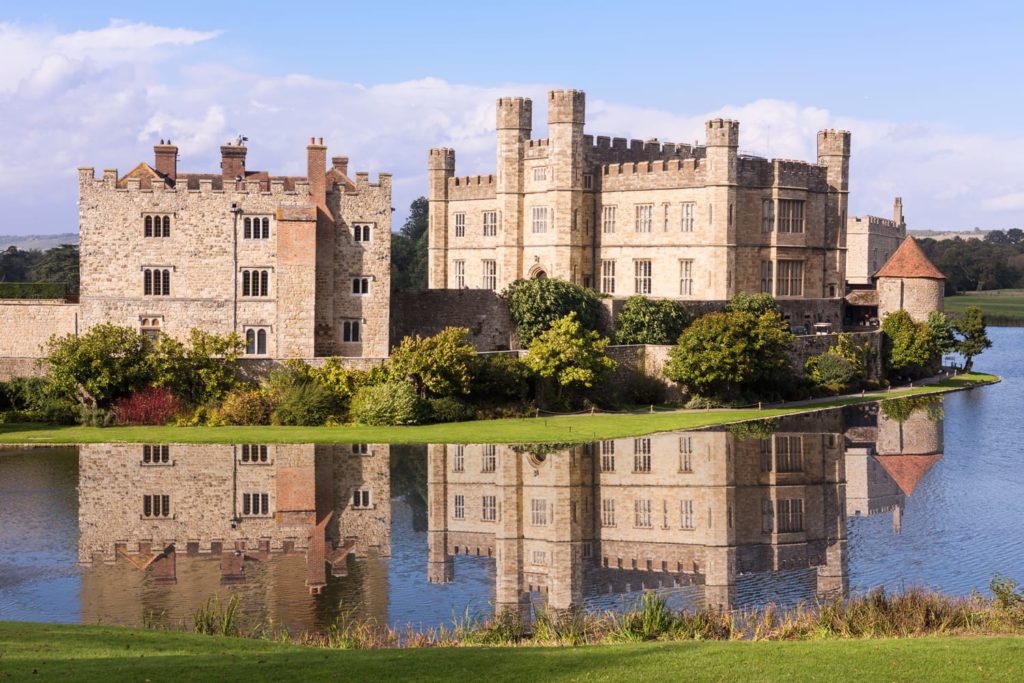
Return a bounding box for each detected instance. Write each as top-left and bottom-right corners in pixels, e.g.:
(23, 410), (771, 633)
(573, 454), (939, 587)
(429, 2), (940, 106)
(390, 289), (515, 351)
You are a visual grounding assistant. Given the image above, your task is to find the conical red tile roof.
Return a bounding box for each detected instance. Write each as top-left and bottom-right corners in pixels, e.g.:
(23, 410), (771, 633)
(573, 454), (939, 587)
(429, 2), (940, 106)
(874, 454), (942, 496)
(875, 237), (945, 279)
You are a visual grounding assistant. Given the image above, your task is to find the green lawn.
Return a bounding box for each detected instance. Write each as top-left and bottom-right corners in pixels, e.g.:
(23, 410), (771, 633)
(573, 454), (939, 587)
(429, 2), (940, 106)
(0, 373), (997, 445)
(946, 290), (1024, 324)
(0, 622), (1021, 682)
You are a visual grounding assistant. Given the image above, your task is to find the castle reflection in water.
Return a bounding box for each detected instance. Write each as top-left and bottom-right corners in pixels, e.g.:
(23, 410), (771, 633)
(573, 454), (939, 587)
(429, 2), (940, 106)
(76, 400), (943, 630)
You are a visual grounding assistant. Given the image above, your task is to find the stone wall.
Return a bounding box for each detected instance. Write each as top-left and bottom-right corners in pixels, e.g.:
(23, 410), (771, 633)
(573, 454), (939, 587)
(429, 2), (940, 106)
(877, 277), (944, 323)
(789, 331), (884, 380)
(390, 288), (516, 351)
(0, 300), (78, 378)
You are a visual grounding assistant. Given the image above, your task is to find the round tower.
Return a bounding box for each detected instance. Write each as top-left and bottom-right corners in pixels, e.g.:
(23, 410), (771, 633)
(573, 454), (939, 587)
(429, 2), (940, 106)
(875, 237), (945, 322)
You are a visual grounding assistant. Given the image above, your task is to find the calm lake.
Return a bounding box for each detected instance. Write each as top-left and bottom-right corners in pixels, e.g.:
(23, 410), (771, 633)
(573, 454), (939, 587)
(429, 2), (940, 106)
(0, 328), (1019, 633)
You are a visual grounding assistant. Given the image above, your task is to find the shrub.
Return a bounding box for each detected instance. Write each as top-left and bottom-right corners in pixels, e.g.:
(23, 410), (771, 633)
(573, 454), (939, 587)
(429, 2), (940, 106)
(503, 278), (603, 345)
(469, 353), (533, 404)
(151, 329), (244, 405)
(804, 352), (856, 388)
(216, 387), (274, 426)
(387, 327), (476, 398)
(613, 296), (690, 345)
(111, 387), (181, 425)
(524, 312), (616, 406)
(882, 310), (937, 380)
(45, 324), (153, 406)
(426, 396), (475, 423)
(0, 377), (77, 424)
(724, 292), (780, 317)
(349, 382), (425, 426)
(78, 406), (114, 427)
(271, 381), (341, 426)
(288, 358), (387, 405)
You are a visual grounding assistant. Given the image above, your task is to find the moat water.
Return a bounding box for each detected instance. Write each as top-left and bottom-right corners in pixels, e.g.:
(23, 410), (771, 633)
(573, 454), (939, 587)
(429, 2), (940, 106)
(0, 328), (1019, 633)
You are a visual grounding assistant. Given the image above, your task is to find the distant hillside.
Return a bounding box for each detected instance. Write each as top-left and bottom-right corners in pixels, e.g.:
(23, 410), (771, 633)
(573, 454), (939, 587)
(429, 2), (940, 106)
(0, 233), (78, 251)
(909, 228), (993, 241)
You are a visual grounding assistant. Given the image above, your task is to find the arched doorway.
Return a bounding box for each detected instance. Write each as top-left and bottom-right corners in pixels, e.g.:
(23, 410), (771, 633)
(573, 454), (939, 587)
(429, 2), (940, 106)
(528, 264), (548, 280)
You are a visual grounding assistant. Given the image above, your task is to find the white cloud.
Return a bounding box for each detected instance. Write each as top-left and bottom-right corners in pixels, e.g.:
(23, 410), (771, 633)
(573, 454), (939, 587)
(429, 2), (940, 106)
(1, 20), (1023, 234)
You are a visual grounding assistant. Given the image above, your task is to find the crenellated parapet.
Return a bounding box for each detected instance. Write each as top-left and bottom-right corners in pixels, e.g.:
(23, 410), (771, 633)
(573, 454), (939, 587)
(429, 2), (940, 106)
(448, 174), (497, 200)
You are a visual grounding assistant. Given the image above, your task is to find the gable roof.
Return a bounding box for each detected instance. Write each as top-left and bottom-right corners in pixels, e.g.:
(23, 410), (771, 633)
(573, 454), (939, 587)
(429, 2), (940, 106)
(874, 454), (942, 496)
(116, 163), (163, 189)
(875, 237), (945, 279)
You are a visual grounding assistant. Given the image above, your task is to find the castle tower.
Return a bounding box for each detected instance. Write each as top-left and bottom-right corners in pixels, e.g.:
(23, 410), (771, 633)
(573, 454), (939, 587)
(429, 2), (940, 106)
(426, 445), (454, 584)
(894, 197), (905, 227)
(495, 97), (532, 286)
(427, 148), (455, 289)
(705, 120), (739, 294)
(546, 90), (587, 285)
(817, 130), (852, 297)
(875, 237), (945, 322)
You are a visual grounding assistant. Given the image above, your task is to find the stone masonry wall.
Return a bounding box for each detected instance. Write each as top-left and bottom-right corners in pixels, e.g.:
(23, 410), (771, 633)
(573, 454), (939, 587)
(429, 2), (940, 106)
(390, 289), (516, 351)
(0, 300), (78, 378)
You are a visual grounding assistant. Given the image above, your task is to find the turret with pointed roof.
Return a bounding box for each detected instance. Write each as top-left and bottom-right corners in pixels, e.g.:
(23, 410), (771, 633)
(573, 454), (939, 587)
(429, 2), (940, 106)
(875, 236), (945, 322)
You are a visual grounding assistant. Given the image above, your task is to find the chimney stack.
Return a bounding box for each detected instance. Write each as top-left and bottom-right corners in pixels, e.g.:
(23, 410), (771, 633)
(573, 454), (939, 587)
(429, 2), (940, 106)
(154, 141), (178, 181)
(220, 143), (247, 182)
(307, 137), (327, 207)
(331, 156), (349, 176)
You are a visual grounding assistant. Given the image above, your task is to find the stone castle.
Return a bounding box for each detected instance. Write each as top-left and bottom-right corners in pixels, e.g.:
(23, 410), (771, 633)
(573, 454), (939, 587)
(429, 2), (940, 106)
(0, 88), (945, 374)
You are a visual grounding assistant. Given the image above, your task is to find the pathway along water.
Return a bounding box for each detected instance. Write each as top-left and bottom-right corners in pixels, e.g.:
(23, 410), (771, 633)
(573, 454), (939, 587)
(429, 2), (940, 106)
(0, 328), (1019, 633)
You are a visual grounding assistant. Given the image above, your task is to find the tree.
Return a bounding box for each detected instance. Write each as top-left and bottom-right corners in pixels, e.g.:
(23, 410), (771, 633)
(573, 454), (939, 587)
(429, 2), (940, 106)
(151, 329), (244, 405)
(953, 306), (992, 372)
(724, 292), (780, 317)
(29, 244), (80, 291)
(613, 296), (690, 345)
(881, 310), (937, 380)
(1007, 228), (1024, 245)
(504, 278), (604, 346)
(391, 197), (429, 290)
(926, 311), (957, 356)
(387, 327), (477, 398)
(524, 312), (616, 403)
(664, 309), (794, 401)
(45, 324), (153, 406)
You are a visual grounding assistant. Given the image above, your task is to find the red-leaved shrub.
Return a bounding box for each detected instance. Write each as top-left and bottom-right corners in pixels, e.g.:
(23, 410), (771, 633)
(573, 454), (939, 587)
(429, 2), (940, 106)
(111, 387), (181, 425)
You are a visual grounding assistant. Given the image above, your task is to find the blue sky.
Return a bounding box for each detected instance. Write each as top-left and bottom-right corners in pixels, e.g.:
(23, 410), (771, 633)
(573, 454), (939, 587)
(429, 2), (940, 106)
(2, 1), (1023, 233)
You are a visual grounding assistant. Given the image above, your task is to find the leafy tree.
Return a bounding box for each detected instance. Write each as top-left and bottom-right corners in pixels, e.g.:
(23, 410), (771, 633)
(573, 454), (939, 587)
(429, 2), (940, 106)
(151, 329), (244, 405)
(881, 310), (937, 380)
(391, 197), (429, 290)
(1007, 228), (1024, 245)
(926, 311), (957, 356)
(0, 246), (36, 282)
(387, 327), (477, 398)
(664, 309), (794, 401)
(524, 312), (616, 402)
(29, 244), (79, 291)
(45, 324), (153, 406)
(470, 353), (533, 404)
(504, 278), (604, 346)
(952, 306), (992, 371)
(804, 352), (856, 388)
(613, 296), (690, 345)
(724, 292), (780, 317)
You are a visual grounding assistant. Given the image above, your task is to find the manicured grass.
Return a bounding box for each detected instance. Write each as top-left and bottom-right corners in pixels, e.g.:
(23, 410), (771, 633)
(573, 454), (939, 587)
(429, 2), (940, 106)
(0, 373), (997, 446)
(0, 621), (1021, 682)
(946, 290), (1024, 325)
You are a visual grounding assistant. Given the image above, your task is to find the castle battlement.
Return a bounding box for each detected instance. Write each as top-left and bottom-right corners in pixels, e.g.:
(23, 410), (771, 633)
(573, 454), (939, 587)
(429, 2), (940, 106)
(526, 138), (550, 148)
(448, 173), (497, 200)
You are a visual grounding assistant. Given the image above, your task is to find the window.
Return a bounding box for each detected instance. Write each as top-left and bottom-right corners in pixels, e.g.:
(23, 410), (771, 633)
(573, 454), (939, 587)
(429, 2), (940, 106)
(533, 167), (548, 182)
(778, 200), (805, 233)
(600, 441), (615, 472)
(679, 259), (694, 296)
(351, 277), (370, 295)
(352, 223), (372, 243)
(143, 269), (171, 296)
(454, 213), (465, 238)
(144, 214), (171, 238)
(635, 204), (653, 233)
(680, 500), (695, 529)
(760, 261), (774, 294)
(240, 444), (268, 463)
(242, 270), (269, 297)
(775, 435), (803, 472)
(453, 445), (465, 472)
(681, 202), (695, 232)
(634, 259), (652, 294)
(761, 199), (775, 233)
(482, 445), (496, 473)
(602, 206), (616, 233)
(243, 216), (271, 240)
(777, 499), (804, 532)
(776, 260), (804, 296)
(142, 444), (169, 465)
(140, 318), (161, 340)
(482, 260), (497, 291)
(531, 206), (548, 234)
(633, 438), (651, 473)
(453, 494), (465, 520)
(242, 492), (270, 516)
(679, 437), (692, 472)
(342, 320), (360, 343)
(634, 499), (652, 528)
(482, 211), (497, 237)
(452, 260), (465, 289)
(482, 495), (497, 521)
(143, 494), (170, 518)
(600, 260), (615, 294)
(245, 328), (268, 355)
(760, 439), (773, 472)
(601, 499), (616, 527)
(663, 204), (670, 232)
(351, 444), (370, 455)
(531, 550), (547, 566)
(351, 489), (372, 509)
(583, 174), (594, 190)
(761, 498), (774, 533)
(530, 499), (548, 526)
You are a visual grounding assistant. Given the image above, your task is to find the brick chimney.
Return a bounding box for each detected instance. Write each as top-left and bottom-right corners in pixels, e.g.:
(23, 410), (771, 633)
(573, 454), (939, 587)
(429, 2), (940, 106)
(220, 143), (247, 182)
(154, 141), (178, 181)
(331, 156), (349, 176)
(307, 137), (327, 207)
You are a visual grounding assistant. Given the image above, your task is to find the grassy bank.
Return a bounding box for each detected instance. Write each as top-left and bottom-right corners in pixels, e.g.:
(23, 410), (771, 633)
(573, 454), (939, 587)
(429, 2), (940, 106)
(946, 290), (1024, 325)
(1, 621), (1022, 682)
(0, 373), (997, 446)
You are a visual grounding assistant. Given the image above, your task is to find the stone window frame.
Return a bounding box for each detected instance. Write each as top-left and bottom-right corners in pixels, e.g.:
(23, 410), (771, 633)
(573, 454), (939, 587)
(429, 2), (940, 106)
(481, 260), (497, 291)
(531, 550), (547, 566)
(352, 222), (373, 244)
(481, 494), (497, 522)
(453, 494), (465, 520)
(633, 437), (652, 473)
(679, 436), (693, 473)
(482, 211), (498, 237)
(583, 173), (594, 190)
(141, 444), (171, 466)
(239, 444), (270, 464)
(680, 499), (695, 529)
(351, 488), (373, 510)
(350, 443), (371, 456)
(602, 205), (616, 234)
(142, 267), (173, 297)
(531, 206), (548, 234)
(342, 319), (362, 343)
(778, 199), (805, 234)
(454, 212), (466, 238)
(532, 166), (548, 182)
(140, 316), (163, 340)
(600, 440), (615, 472)
(634, 499), (653, 528)
(243, 215), (272, 240)
(243, 327), (270, 356)
(681, 202), (696, 232)
(142, 494), (171, 519)
(530, 498), (548, 526)
(481, 444), (497, 473)
(761, 198), (775, 233)
(774, 435), (803, 473)
(143, 213), (172, 238)
(663, 203), (670, 232)
(776, 260), (804, 297)
(241, 268), (271, 297)
(242, 492), (271, 517)
(351, 276), (372, 296)
(453, 260), (465, 289)
(600, 260), (615, 294)
(635, 203), (653, 233)
(452, 444), (465, 472)
(679, 259), (694, 296)
(776, 498), (805, 533)
(633, 259), (652, 295)
(600, 498), (615, 527)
